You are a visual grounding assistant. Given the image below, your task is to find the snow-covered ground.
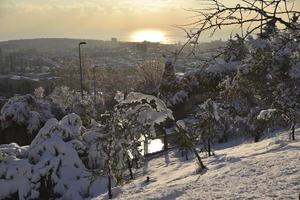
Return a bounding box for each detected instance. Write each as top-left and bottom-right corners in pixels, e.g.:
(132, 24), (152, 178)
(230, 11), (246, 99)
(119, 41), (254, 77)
(96, 129), (300, 200)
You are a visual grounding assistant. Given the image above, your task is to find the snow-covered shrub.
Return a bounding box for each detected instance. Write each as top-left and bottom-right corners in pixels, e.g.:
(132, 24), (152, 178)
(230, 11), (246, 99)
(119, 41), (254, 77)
(83, 121), (112, 170)
(0, 95), (54, 136)
(110, 92), (174, 177)
(0, 114), (111, 200)
(115, 92), (174, 139)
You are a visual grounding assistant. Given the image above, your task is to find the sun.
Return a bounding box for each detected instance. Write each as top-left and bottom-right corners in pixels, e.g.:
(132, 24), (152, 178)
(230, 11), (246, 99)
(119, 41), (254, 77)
(132, 30), (166, 43)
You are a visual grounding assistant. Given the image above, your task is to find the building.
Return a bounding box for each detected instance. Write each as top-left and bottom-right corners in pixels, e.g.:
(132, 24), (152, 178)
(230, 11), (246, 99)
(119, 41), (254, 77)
(111, 37), (118, 43)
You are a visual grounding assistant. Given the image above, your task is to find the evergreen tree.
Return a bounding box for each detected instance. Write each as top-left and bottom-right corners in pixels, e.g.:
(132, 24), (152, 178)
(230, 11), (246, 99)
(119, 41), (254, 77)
(195, 99), (221, 156)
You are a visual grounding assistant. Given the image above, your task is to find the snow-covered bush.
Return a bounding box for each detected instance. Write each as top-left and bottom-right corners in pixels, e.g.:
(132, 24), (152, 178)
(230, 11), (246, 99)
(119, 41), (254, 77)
(111, 92), (175, 178)
(0, 95), (54, 136)
(0, 114), (112, 200)
(115, 92), (174, 139)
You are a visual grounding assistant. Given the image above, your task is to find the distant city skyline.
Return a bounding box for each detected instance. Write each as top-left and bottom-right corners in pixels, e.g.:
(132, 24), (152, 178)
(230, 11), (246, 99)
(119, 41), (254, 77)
(1, 0), (299, 43)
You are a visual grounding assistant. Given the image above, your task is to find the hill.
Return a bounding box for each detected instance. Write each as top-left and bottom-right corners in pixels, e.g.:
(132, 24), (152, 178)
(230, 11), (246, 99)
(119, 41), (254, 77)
(96, 129), (300, 200)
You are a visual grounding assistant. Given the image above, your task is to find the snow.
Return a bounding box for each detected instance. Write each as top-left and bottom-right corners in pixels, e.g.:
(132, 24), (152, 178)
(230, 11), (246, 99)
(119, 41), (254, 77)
(95, 128), (300, 200)
(212, 102), (220, 121)
(114, 91), (125, 103)
(257, 109), (277, 121)
(148, 139), (164, 154)
(206, 58), (238, 74)
(176, 120), (187, 131)
(119, 92), (170, 112)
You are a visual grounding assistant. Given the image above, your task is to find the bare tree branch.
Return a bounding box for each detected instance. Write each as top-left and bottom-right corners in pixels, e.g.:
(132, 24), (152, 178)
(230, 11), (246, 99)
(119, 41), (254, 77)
(175, 0), (300, 59)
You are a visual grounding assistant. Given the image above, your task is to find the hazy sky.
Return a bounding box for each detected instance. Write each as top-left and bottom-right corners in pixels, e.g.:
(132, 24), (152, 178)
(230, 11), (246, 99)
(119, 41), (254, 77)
(0, 0), (299, 43)
(0, 0), (200, 42)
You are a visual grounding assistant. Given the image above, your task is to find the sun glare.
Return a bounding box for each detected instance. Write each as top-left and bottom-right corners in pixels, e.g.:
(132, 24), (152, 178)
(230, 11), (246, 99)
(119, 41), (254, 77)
(132, 30), (166, 43)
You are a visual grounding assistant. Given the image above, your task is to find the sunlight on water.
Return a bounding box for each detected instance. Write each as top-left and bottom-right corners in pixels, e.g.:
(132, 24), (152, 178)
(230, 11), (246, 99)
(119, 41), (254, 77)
(131, 30), (166, 43)
(148, 139), (164, 153)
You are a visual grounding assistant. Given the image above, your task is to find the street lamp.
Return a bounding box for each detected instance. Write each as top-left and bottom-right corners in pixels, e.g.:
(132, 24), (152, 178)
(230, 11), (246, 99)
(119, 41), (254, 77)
(79, 41), (87, 100)
(93, 65), (99, 105)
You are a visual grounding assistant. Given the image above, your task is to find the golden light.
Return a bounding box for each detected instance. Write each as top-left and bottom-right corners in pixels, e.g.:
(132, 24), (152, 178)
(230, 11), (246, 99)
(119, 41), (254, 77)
(131, 30), (166, 43)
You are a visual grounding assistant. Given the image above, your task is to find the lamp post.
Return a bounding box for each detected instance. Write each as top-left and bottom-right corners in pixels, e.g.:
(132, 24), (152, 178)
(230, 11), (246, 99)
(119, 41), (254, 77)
(79, 41), (87, 100)
(93, 65), (99, 105)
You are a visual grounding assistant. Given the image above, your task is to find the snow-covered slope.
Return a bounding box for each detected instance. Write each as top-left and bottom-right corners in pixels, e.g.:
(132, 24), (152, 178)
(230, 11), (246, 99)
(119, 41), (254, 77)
(96, 129), (300, 200)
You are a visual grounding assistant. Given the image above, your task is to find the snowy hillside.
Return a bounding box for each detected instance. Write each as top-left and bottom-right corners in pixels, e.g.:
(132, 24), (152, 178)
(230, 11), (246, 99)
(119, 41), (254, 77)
(96, 129), (300, 200)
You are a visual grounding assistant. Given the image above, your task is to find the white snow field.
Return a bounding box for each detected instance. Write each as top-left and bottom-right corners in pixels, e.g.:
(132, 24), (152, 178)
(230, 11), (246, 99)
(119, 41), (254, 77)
(96, 129), (300, 200)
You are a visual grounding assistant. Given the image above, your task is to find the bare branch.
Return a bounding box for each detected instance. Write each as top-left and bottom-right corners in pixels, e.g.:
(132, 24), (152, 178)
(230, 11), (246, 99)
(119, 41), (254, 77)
(175, 0), (300, 59)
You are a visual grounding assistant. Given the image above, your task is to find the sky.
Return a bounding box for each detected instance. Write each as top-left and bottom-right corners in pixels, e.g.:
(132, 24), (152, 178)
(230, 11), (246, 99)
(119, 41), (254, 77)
(0, 0), (299, 43)
(0, 0), (200, 43)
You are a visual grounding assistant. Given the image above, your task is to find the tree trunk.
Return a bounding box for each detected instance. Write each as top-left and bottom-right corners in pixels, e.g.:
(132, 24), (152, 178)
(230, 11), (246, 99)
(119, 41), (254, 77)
(164, 131), (168, 151)
(127, 159), (133, 180)
(185, 149), (189, 161)
(207, 139), (211, 157)
(254, 132), (260, 143)
(192, 147), (206, 170)
(223, 128), (228, 143)
(144, 138), (148, 156)
(108, 171), (112, 199)
(291, 121), (295, 141)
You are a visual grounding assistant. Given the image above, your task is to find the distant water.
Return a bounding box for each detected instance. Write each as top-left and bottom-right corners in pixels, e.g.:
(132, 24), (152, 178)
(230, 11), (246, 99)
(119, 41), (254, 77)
(148, 139), (164, 153)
